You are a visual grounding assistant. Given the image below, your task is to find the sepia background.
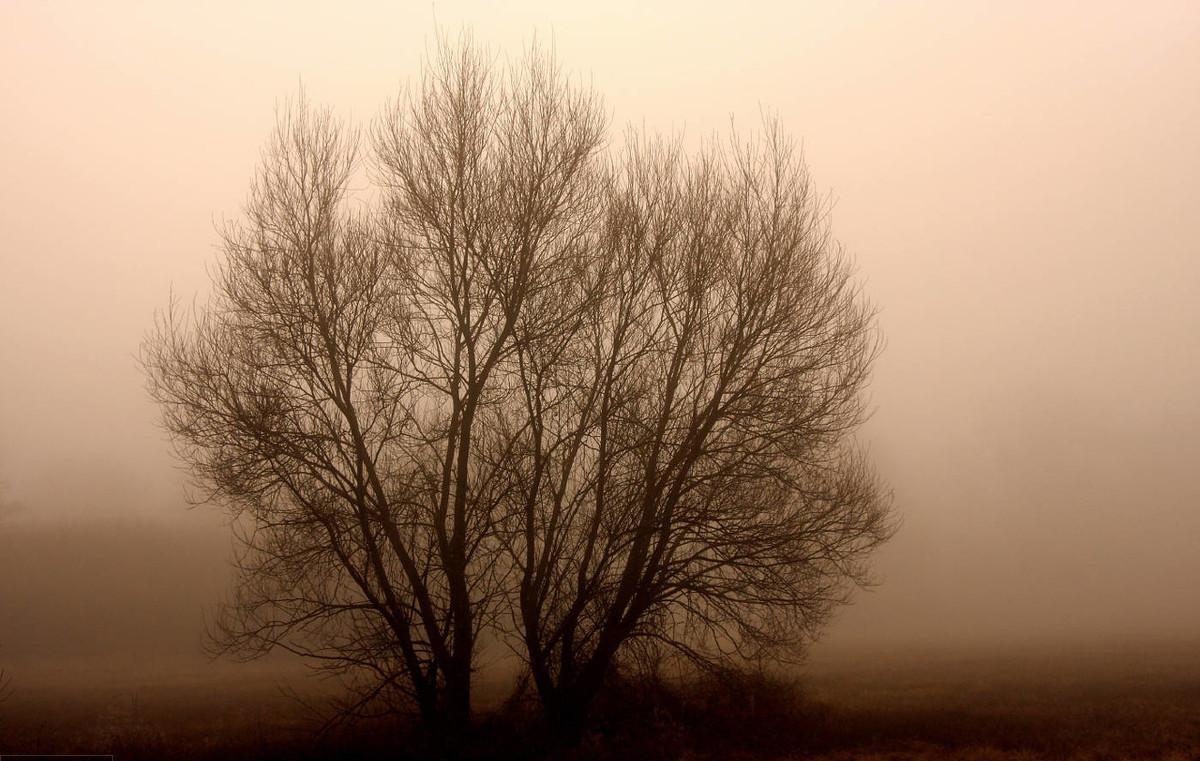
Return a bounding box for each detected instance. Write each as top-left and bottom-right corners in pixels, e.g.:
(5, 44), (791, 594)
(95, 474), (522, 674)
(1, 1), (1198, 685)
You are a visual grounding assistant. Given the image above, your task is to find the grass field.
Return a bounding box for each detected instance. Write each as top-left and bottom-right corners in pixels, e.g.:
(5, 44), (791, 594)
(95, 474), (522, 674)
(1, 642), (1197, 759)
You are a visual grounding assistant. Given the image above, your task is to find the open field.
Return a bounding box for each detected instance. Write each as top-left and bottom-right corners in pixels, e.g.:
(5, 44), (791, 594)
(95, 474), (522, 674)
(1, 642), (1197, 759)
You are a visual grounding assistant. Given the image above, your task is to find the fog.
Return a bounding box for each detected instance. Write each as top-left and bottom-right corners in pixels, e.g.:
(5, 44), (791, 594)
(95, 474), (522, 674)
(1, 1), (1198, 681)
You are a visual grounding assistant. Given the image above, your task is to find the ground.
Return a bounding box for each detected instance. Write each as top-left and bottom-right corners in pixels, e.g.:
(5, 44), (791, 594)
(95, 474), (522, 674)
(0, 642), (1197, 759)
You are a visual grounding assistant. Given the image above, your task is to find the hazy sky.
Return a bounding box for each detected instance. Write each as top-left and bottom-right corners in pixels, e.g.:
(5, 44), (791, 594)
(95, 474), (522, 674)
(1, 1), (1198, 664)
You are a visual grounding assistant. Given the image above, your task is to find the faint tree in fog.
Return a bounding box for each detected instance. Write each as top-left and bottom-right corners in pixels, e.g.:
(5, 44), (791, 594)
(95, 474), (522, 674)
(143, 35), (892, 742)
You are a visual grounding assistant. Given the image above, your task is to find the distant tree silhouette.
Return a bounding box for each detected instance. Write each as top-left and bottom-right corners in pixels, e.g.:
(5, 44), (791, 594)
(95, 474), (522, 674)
(144, 34), (892, 742)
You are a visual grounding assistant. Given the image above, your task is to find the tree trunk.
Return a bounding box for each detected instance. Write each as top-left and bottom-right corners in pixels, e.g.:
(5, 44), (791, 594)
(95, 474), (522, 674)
(443, 656), (472, 735)
(544, 689), (591, 748)
(542, 651), (613, 748)
(415, 683), (439, 731)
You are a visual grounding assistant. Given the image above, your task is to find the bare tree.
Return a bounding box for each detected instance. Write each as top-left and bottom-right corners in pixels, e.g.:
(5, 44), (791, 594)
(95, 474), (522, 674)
(144, 36), (605, 734)
(144, 35), (890, 742)
(497, 129), (893, 742)
(144, 95), (452, 725)
(369, 38), (606, 730)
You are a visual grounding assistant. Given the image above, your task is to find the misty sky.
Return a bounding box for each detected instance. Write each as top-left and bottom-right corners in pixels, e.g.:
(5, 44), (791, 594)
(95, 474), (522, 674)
(1, 1), (1198, 666)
